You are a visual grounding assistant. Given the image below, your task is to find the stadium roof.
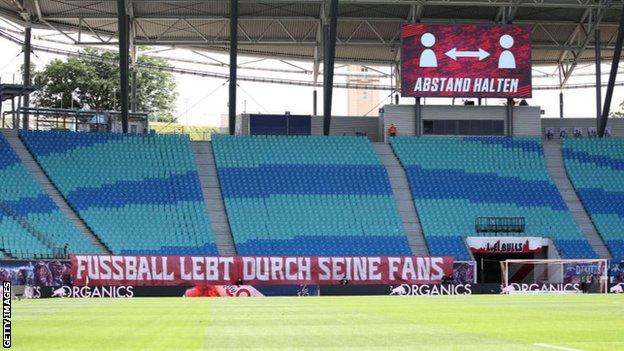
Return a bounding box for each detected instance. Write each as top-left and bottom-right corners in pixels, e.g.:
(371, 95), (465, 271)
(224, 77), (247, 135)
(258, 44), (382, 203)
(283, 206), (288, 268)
(0, 0), (622, 69)
(1, 0), (623, 93)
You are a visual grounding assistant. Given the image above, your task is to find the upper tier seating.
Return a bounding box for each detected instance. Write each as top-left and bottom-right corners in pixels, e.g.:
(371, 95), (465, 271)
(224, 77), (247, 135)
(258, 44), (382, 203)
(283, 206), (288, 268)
(0, 133), (98, 258)
(563, 138), (624, 260)
(19, 131), (218, 255)
(212, 135), (411, 255)
(391, 136), (596, 260)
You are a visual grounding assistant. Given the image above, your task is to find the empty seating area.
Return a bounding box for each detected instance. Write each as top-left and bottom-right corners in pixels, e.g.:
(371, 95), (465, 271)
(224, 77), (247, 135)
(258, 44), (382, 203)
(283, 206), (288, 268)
(0, 134), (97, 258)
(19, 131), (218, 255)
(391, 136), (596, 260)
(563, 139), (624, 260)
(1, 129), (612, 261)
(212, 135), (411, 255)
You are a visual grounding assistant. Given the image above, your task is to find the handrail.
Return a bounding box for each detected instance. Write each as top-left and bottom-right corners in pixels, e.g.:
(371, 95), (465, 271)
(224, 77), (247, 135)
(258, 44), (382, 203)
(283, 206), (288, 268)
(0, 200), (63, 258)
(475, 216), (525, 234)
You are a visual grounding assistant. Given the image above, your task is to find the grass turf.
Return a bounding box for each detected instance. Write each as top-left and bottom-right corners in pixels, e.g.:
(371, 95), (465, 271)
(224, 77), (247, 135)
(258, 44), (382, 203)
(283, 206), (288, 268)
(11, 295), (624, 350)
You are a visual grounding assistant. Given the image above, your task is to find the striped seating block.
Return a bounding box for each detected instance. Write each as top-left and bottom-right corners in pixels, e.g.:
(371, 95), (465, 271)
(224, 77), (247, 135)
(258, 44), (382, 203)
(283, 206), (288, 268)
(213, 135), (411, 256)
(19, 131), (218, 255)
(563, 138), (624, 260)
(0, 133), (98, 258)
(391, 136), (595, 260)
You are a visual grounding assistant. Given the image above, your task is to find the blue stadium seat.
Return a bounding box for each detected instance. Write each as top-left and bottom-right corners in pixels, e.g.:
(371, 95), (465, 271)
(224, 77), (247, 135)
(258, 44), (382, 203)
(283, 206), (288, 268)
(212, 134), (411, 256)
(0, 133), (99, 258)
(563, 138), (624, 261)
(390, 136), (596, 260)
(19, 131), (218, 255)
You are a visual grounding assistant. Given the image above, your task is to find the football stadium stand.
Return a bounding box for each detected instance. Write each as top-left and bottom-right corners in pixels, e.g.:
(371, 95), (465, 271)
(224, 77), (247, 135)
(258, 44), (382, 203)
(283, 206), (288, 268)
(0, 133), (98, 258)
(563, 138), (624, 260)
(19, 131), (218, 255)
(390, 136), (597, 260)
(212, 134), (412, 256)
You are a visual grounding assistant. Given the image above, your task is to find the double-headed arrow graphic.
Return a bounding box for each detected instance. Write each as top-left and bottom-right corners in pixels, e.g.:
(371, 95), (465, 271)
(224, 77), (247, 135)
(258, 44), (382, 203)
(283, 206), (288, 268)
(445, 48), (490, 61)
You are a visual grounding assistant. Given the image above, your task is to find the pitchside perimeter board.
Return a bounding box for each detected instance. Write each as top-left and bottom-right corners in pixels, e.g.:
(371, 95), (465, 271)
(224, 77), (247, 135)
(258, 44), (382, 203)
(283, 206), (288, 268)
(401, 24), (532, 98)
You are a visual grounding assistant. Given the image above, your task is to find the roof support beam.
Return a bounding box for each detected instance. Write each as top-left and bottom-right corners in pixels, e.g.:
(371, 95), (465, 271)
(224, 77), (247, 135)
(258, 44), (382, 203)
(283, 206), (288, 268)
(323, 0), (338, 136)
(595, 27), (602, 128)
(117, 0), (129, 133)
(34, 0), (619, 10)
(228, 0), (238, 135)
(22, 24), (31, 129)
(599, 0), (624, 137)
(129, 1), (138, 112)
(558, 3), (608, 88)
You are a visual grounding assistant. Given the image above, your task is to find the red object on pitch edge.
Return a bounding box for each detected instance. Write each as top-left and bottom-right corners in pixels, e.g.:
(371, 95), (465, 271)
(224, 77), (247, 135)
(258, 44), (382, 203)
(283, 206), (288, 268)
(401, 24), (532, 98)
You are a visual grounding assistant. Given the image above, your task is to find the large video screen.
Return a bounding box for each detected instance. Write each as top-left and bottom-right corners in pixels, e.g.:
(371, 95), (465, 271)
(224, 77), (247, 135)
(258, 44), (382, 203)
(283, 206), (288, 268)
(401, 24), (532, 98)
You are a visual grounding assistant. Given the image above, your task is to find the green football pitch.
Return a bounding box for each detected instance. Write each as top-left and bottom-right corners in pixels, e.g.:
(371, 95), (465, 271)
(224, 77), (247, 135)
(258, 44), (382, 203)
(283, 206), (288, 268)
(11, 295), (624, 350)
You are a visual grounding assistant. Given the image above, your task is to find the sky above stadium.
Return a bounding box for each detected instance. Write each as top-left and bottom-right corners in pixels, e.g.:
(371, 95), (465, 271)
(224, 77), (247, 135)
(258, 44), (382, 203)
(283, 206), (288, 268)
(1, 33), (624, 128)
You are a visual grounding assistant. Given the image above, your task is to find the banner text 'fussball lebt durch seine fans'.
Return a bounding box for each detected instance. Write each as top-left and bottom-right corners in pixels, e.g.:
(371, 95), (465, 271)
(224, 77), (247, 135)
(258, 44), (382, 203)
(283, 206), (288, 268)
(71, 255), (454, 286)
(401, 24), (532, 98)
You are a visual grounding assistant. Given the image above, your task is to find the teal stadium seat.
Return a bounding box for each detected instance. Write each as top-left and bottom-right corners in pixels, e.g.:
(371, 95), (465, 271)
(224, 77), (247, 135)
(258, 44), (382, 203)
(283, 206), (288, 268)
(19, 131), (218, 255)
(563, 138), (624, 260)
(212, 135), (411, 255)
(390, 136), (596, 260)
(0, 133), (98, 258)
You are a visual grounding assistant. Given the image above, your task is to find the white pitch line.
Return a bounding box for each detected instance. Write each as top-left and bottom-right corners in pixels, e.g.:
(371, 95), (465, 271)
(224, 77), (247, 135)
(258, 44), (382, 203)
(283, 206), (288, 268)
(534, 343), (582, 351)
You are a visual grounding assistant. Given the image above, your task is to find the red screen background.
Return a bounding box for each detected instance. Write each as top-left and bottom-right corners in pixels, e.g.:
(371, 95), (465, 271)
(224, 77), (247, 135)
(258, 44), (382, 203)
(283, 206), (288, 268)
(401, 24), (532, 98)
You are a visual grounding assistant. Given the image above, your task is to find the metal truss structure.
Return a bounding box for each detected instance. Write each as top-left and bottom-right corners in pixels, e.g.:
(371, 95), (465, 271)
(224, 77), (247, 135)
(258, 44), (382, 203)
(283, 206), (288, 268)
(1, 1), (623, 87)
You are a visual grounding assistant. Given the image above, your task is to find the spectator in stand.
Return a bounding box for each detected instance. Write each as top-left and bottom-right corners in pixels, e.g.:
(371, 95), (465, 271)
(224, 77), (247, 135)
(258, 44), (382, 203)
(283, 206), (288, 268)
(388, 124), (397, 137)
(574, 128), (583, 138)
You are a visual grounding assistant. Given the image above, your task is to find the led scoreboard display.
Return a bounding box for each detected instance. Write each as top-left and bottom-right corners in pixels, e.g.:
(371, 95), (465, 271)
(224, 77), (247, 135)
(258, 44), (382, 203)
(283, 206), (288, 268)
(401, 24), (532, 98)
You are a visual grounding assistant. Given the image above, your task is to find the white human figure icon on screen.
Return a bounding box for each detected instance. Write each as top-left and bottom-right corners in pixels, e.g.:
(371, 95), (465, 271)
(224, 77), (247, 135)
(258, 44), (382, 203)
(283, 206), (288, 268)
(498, 34), (516, 69)
(419, 33), (437, 67)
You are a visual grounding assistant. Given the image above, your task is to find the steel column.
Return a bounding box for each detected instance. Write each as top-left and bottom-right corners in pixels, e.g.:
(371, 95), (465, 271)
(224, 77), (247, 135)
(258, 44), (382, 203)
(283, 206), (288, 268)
(11, 97), (15, 129)
(313, 90), (317, 115)
(22, 26), (31, 130)
(323, 0), (338, 136)
(131, 70), (137, 112)
(506, 98), (513, 136)
(131, 45), (138, 112)
(599, 1), (624, 137)
(559, 92), (564, 118)
(414, 97), (421, 136)
(117, 0), (129, 133)
(504, 16), (514, 136)
(228, 0), (238, 135)
(595, 28), (602, 127)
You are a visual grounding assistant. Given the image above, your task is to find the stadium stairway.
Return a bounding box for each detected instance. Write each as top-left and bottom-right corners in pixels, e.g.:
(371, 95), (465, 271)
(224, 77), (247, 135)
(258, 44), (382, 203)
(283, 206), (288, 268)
(192, 141), (237, 255)
(390, 136), (596, 260)
(1, 129), (110, 254)
(0, 198), (56, 256)
(562, 138), (624, 261)
(543, 141), (611, 259)
(372, 143), (429, 256)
